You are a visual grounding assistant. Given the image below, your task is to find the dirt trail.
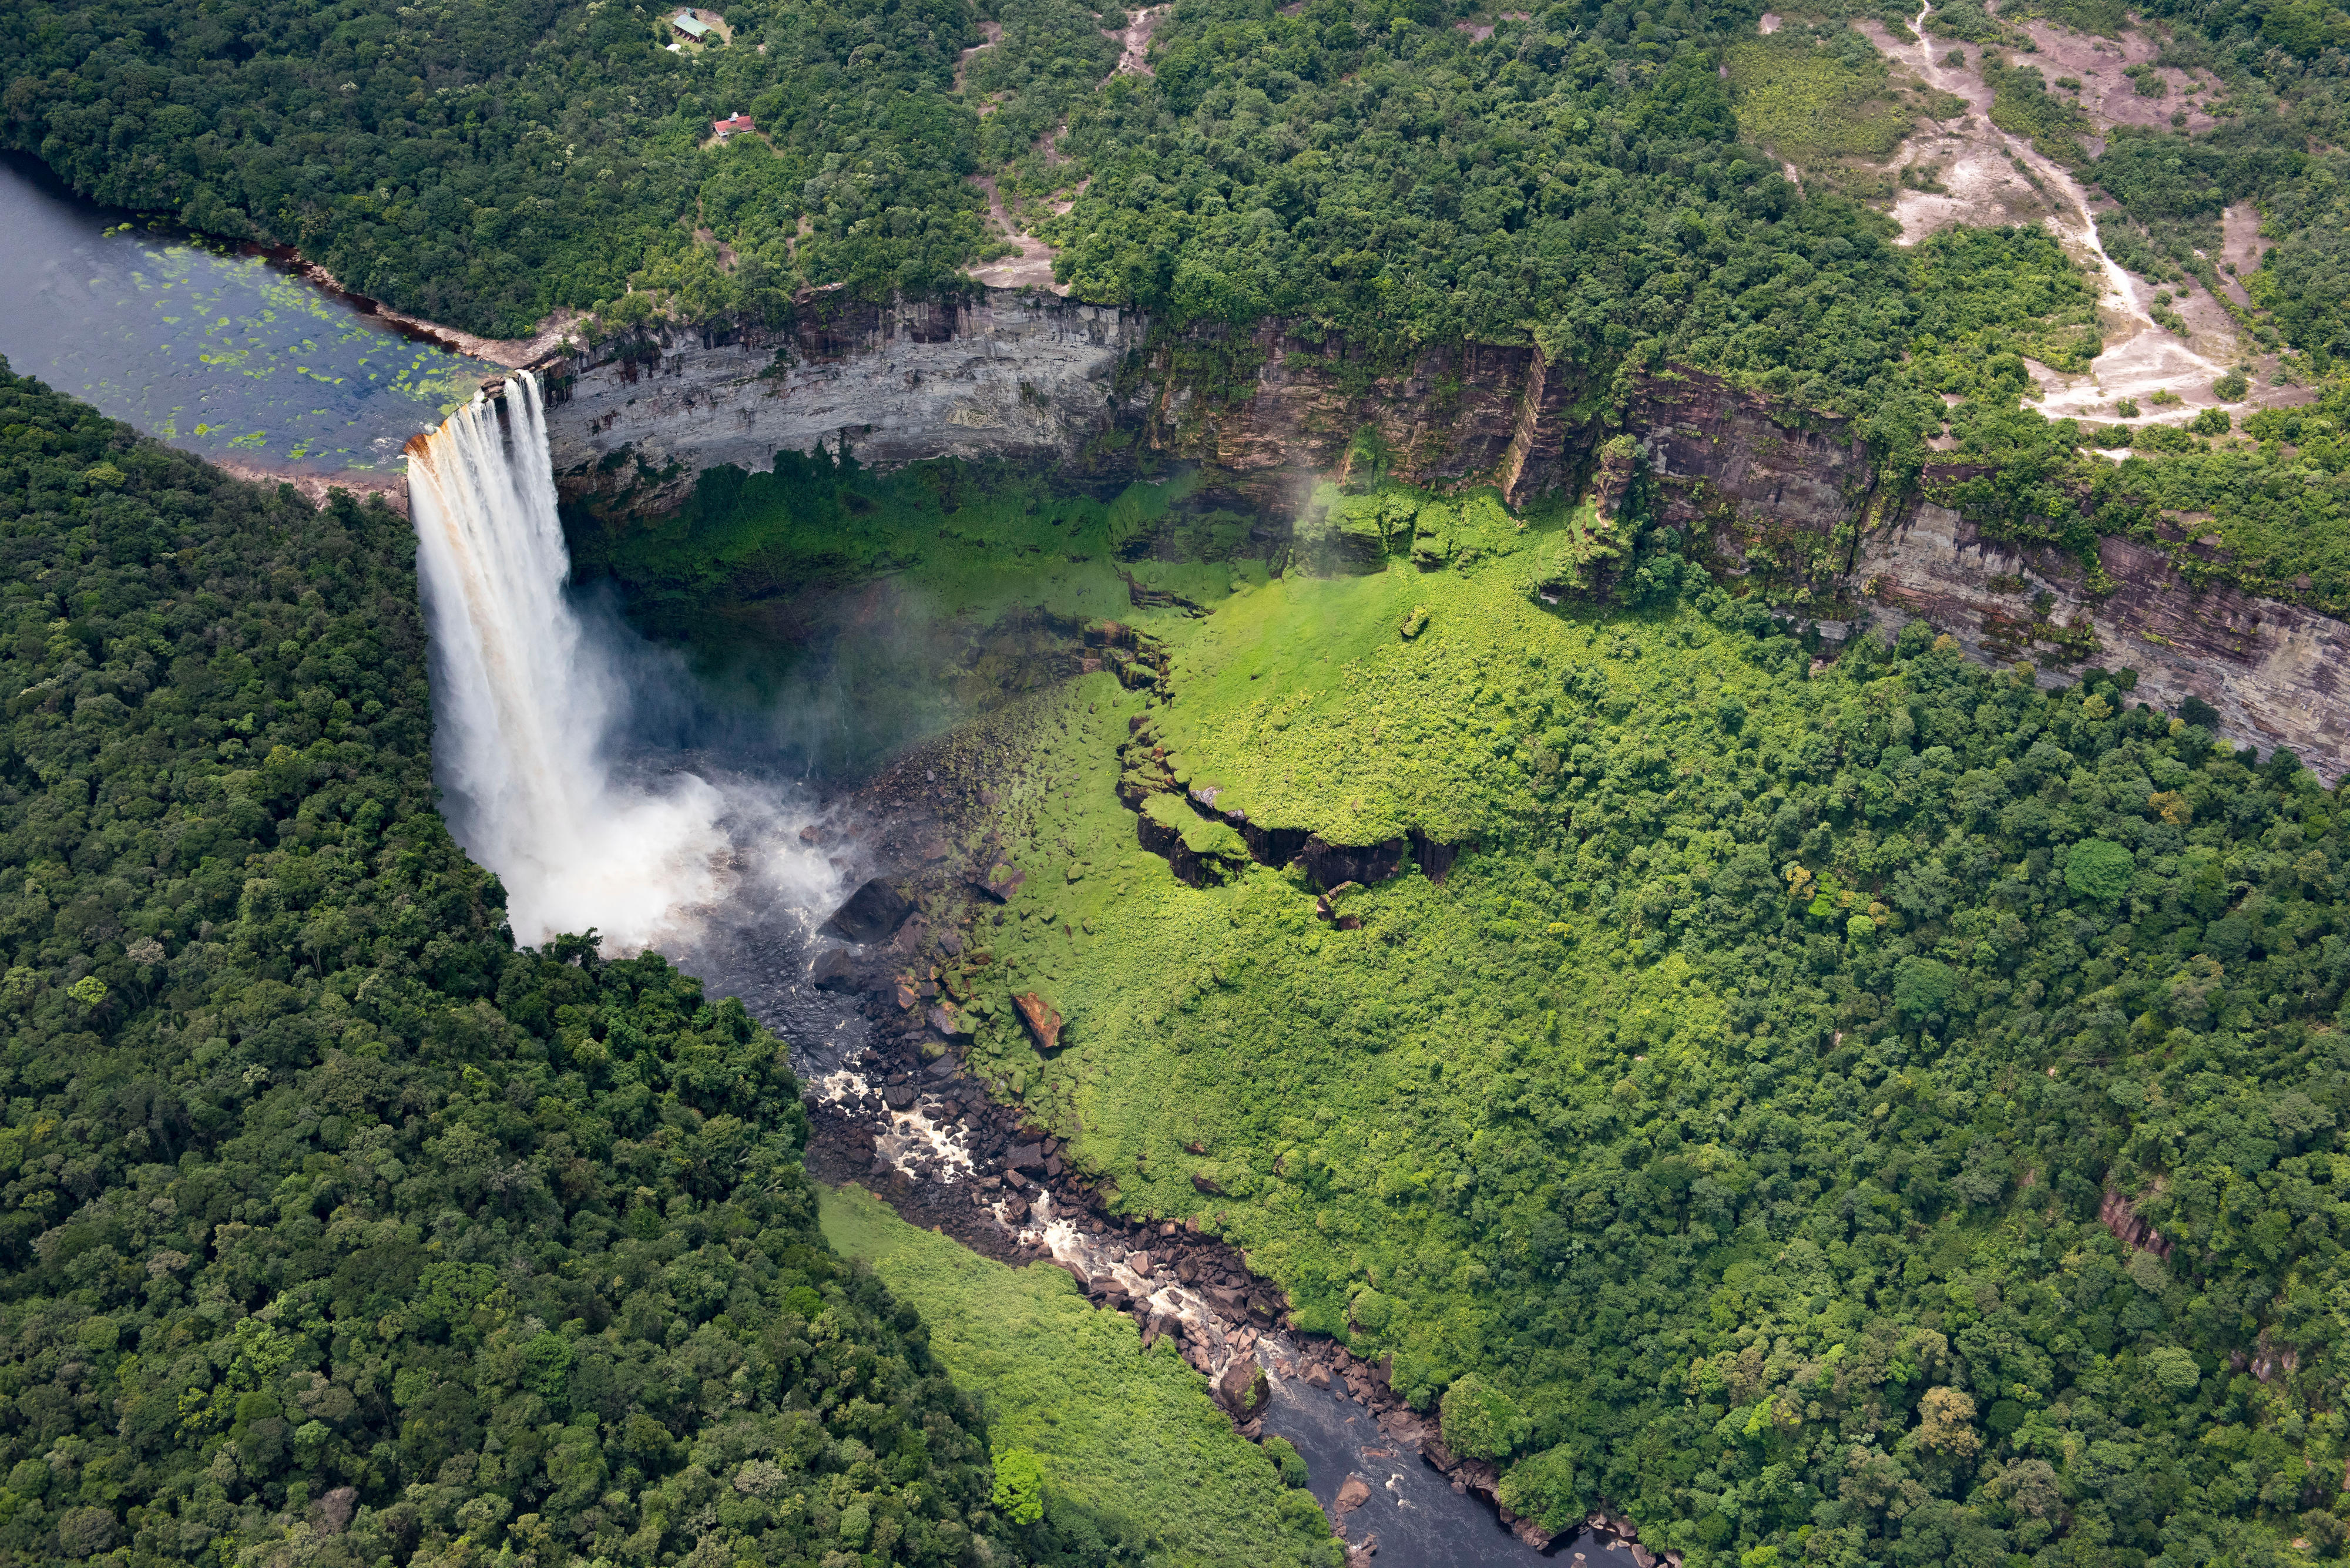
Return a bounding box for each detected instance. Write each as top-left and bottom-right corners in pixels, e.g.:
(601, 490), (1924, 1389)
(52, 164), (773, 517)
(954, 19), (1002, 93)
(1106, 5), (1165, 75)
(966, 174), (1070, 294)
(1875, 1), (2235, 421)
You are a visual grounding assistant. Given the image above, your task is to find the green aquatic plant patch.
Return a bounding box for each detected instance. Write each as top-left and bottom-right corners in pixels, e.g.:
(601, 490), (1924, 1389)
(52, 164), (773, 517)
(818, 1184), (1341, 1567)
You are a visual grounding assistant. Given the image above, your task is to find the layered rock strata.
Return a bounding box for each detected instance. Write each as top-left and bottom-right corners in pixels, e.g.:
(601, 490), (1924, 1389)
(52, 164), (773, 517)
(1137, 329), (1580, 509)
(545, 290), (1148, 509)
(1607, 371), (2350, 778)
(1852, 500), (2350, 779)
(538, 297), (1583, 512)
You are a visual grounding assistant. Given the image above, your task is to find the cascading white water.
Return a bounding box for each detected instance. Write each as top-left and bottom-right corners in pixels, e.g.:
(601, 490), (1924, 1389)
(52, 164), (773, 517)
(405, 372), (733, 951)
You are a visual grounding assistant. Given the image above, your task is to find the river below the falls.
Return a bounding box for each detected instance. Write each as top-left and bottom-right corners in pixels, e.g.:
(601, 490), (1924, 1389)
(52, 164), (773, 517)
(0, 152), (497, 476)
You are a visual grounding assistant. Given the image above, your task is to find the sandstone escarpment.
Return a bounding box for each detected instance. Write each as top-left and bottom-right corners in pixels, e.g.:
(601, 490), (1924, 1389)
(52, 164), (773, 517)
(1571, 365), (2350, 778)
(1854, 498), (2350, 780)
(538, 287), (2350, 775)
(543, 288), (1147, 508)
(1624, 370), (1878, 589)
(1138, 329), (1583, 510)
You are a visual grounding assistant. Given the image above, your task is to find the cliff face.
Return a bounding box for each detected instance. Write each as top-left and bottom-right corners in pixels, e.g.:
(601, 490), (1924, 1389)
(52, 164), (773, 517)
(543, 290), (1146, 509)
(1854, 499), (2350, 780)
(1135, 329), (1580, 509)
(540, 300), (2350, 774)
(543, 301), (1584, 513)
(1624, 371), (1876, 590)
(1616, 370), (2350, 777)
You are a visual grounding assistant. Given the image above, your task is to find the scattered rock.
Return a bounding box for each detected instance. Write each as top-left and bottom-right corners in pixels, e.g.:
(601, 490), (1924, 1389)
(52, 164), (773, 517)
(938, 928), (964, 956)
(1334, 1475), (1373, 1514)
(927, 1002), (972, 1036)
(810, 948), (857, 991)
(823, 878), (913, 944)
(971, 861), (1027, 901)
(1191, 1171), (1226, 1196)
(1008, 1143), (1048, 1172)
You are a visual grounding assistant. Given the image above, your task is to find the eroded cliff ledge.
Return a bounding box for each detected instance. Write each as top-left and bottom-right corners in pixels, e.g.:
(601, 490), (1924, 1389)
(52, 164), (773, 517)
(1621, 370), (2350, 780)
(541, 303), (2350, 778)
(544, 290), (1148, 513)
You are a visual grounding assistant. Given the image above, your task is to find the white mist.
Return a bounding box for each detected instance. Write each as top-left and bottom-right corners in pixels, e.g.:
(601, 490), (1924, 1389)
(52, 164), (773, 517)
(405, 371), (736, 951)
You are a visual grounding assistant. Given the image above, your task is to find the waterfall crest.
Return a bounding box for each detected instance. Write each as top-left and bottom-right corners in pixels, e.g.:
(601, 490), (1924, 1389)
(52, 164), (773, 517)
(406, 372), (730, 950)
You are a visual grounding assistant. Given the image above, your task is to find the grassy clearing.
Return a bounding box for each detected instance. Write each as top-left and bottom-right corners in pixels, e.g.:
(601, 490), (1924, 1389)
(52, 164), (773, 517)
(817, 1184), (1340, 1568)
(1724, 29), (1913, 167)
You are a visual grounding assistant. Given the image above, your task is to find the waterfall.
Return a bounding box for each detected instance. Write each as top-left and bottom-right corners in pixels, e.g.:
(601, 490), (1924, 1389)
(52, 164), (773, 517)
(405, 371), (732, 951)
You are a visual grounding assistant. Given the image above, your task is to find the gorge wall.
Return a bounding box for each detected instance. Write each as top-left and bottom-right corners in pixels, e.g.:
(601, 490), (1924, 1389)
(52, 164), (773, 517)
(543, 290), (1149, 512)
(533, 294), (2350, 778)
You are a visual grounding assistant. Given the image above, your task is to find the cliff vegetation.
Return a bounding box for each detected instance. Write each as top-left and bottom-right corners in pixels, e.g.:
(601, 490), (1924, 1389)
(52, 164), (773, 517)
(889, 466), (2350, 1568)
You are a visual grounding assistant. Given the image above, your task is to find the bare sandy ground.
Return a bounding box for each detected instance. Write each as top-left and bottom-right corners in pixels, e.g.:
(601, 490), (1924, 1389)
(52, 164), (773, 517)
(2016, 19), (2221, 139)
(1106, 5), (1165, 75)
(965, 174), (1072, 294)
(1855, 2), (2304, 428)
(955, 19), (1003, 93)
(213, 455), (410, 514)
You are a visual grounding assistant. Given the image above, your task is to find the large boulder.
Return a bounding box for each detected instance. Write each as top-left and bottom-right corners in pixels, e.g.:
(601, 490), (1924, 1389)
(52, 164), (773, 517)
(1015, 991), (1062, 1052)
(810, 948), (858, 991)
(822, 879), (912, 944)
(1216, 1359), (1271, 1419)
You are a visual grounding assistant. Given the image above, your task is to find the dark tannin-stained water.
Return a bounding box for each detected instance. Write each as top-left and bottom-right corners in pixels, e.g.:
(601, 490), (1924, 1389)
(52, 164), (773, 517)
(1256, 1334), (1633, 1568)
(0, 152), (496, 474)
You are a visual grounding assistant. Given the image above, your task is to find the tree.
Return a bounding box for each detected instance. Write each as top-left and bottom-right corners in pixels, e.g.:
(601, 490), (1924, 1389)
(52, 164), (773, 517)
(992, 1446), (1048, 1525)
(2064, 838), (2136, 901)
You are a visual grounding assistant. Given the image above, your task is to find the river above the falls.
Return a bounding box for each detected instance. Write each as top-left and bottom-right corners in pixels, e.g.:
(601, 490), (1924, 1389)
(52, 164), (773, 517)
(0, 153), (498, 476)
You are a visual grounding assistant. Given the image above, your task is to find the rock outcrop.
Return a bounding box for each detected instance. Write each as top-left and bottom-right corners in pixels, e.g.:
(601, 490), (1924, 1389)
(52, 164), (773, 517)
(1137, 328), (1582, 509)
(1604, 369), (2350, 779)
(540, 297), (1585, 514)
(544, 289), (1147, 508)
(1853, 498), (2350, 780)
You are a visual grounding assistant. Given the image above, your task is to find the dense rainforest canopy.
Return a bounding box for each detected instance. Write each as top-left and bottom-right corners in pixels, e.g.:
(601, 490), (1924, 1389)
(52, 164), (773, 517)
(0, 361), (1155, 1568)
(1, 0), (2342, 379)
(13, 0), (2350, 1559)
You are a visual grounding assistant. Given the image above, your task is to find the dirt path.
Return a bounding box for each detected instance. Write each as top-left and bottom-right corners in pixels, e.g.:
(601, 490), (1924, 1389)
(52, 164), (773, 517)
(955, 19), (1002, 93)
(1106, 5), (1165, 75)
